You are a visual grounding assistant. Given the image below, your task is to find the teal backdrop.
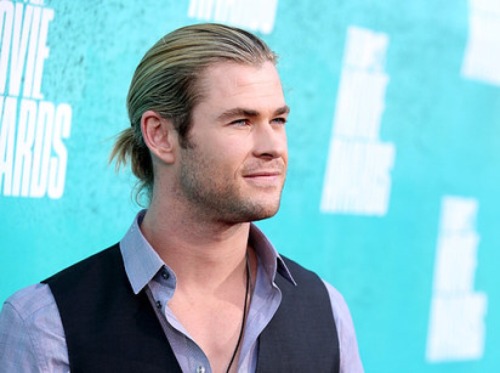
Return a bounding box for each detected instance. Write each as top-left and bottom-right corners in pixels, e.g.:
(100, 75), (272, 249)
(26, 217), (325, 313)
(1, 0), (499, 372)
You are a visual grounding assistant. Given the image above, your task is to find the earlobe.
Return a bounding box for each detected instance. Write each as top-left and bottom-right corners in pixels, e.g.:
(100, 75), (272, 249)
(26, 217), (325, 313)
(141, 110), (177, 164)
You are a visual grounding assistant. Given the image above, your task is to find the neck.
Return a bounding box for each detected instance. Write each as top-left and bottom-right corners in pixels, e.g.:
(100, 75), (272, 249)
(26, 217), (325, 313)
(141, 198), (252, 287)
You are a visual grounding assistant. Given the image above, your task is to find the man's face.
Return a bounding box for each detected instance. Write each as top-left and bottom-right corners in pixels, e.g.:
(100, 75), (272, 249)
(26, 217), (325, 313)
(175, 61), (289, 224)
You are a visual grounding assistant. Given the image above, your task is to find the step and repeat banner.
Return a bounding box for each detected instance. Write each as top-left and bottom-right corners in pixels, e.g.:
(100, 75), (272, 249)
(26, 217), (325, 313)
(1, 0), (499, 371)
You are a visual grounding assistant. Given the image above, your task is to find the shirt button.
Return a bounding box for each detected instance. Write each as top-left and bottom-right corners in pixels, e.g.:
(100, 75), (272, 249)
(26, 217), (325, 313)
(161, 270), (170, 280)
(196, 366), (206, 373)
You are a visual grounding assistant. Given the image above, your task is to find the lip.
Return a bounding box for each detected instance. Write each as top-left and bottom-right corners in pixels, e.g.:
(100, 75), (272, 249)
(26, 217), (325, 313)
(243, 171), (282, 186)
(244, 171), (281, 177)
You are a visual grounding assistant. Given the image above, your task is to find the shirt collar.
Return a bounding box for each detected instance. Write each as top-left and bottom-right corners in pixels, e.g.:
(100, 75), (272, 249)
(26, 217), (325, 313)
(120, 210), (297, 294)
(120, 210), (164, 294)
(249, 224), (297, 286)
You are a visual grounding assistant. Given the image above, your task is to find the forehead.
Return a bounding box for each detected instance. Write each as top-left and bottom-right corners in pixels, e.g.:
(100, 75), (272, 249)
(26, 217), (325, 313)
(197, 61), (286, 110)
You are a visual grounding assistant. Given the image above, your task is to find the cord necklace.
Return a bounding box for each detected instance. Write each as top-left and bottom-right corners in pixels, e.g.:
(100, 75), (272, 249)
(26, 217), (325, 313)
(225, 251), (250, 373)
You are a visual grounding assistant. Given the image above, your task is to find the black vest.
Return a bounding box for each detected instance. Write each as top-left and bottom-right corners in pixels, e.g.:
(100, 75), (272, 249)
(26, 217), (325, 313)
(44, 244), (339, 372)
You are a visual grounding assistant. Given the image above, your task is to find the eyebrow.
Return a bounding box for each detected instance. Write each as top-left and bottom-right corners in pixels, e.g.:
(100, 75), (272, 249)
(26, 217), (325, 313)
(217, 105), (290, 122)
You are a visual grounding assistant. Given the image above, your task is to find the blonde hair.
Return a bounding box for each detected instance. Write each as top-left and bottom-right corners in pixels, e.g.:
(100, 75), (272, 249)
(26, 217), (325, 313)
(110, 23), (277, 204)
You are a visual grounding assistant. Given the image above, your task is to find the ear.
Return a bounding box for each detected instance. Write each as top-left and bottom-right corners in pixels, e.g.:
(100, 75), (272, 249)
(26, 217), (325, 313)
(141, 110), (178, 164)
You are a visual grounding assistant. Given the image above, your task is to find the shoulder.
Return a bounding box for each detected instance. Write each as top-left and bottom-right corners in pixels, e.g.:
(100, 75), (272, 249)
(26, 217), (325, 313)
(322, 280), (353, 325)
(278, 255), (353, 326)
(0, 283), (68, 372)
(322, 280), (365, 372)
(44, 244), (121, 286)
(277, 254), (353, 325)
(278, 254), (322, 284)
(2, 283), (59, 323)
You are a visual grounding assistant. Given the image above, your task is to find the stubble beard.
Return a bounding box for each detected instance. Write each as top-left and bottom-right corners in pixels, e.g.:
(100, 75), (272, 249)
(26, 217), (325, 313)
(177, 146), (285, 224)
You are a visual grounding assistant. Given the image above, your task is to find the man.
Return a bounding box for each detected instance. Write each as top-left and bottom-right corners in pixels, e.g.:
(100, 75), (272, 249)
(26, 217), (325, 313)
(0, 23), (363, 372)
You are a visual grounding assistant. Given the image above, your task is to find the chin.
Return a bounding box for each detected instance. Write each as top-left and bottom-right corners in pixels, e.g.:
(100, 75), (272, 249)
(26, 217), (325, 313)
(250, 212), (278, 223)
(218, 194), (282, 223)
(245, 202), (281, 222)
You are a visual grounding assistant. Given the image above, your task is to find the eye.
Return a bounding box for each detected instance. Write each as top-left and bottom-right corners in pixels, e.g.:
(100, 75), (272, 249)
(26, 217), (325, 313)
(230, 119), (250, 127)
(271, 117), (287, 126)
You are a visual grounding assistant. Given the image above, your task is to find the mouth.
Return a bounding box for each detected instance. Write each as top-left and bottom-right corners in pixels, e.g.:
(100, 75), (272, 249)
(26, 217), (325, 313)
(243, 171), (283, 186)
(245, 170), (281, 177)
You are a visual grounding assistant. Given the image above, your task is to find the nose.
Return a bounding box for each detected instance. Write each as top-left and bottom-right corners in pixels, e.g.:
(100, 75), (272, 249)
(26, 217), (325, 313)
(252, 121), (287, 159)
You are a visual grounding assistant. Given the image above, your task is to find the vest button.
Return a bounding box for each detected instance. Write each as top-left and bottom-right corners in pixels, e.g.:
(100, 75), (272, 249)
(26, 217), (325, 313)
(196, 366), (206, 373)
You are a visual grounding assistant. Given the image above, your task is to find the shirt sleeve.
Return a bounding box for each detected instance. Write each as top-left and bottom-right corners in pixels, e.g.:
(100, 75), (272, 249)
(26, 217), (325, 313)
(323, 280), (364, 373)
(0, 284), (70, 373)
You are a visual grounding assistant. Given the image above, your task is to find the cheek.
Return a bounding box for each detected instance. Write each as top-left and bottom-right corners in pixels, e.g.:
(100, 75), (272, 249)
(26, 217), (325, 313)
(209, 135), (250, 160)
(191, 131), (254, 172)
(196, 143), (244, 178)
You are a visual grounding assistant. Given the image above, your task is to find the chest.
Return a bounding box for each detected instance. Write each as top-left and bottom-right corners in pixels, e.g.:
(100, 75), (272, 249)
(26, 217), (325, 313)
(168, 292), (249, 373)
